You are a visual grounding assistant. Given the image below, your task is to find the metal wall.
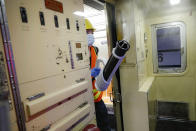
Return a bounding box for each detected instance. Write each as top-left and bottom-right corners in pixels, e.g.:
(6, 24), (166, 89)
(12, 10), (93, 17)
(115, 0), (196, 131)
(1, 0), (96, 130)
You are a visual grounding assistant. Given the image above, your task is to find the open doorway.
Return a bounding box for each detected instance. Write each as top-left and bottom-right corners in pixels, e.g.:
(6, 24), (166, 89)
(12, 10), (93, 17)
(84, 5), (113, 105)
(83, 2), (116, 131)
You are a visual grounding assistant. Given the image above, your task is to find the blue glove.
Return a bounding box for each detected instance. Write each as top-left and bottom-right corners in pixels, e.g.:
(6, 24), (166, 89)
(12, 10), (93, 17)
(91, 68), (101, 77)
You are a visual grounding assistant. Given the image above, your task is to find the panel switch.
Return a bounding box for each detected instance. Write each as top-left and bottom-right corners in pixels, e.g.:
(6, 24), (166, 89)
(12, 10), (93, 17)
(54, 15), (59, 28)
(39, 12), (45, 26)
(76, 20), (79, 31)
(20, 7), (28, 23)
(66, 18), (70, 30)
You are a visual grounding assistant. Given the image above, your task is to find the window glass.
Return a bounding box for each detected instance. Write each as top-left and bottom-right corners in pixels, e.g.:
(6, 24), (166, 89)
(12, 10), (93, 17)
(152, 22), (186, 73)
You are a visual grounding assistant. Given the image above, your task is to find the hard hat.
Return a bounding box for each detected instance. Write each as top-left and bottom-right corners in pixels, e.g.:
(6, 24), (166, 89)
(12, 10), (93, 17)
(85, 19), (96, 31)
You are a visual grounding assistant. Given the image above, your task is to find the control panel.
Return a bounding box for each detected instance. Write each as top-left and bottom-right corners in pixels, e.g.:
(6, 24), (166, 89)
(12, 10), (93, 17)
(5, 0), (89, 83)
(3, 0), (95, 130)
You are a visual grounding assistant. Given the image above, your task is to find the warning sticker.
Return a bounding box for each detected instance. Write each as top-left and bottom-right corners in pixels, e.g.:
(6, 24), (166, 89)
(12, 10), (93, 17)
(45, 0), (63, 13)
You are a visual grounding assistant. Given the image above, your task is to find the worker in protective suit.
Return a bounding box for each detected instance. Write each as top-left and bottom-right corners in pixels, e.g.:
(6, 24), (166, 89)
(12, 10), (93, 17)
(85, 19), (110, 131)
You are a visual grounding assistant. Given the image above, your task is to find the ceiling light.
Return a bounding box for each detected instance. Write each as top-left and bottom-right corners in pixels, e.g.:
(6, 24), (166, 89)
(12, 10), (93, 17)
(170, 0), (181, 5)
(73, 11), (85, 17)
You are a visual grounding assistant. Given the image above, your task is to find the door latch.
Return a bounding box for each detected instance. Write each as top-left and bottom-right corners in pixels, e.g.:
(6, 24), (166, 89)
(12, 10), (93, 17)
(109, 92), (121, 103)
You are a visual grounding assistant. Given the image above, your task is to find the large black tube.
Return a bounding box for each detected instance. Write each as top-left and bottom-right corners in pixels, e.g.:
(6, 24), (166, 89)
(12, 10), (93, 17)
(95, 40), (130, 91)
(103, 40), (130, 81)
(103, 56), (119, 81)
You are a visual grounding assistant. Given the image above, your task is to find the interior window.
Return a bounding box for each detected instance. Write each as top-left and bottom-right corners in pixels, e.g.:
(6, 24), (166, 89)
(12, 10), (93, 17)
(152, 22), (186, 73)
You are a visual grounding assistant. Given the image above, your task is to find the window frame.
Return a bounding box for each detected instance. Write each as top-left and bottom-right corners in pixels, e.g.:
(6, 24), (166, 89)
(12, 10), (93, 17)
(152, 22), (187, 74)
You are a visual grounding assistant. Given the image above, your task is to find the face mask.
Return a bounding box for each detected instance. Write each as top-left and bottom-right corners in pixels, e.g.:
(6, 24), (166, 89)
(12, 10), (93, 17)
(87, 34), (95, 46)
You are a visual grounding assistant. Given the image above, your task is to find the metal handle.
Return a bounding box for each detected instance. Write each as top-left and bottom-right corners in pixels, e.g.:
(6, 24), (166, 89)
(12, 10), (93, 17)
(109, 92), (113, 102)
(114, 92), (121, 103)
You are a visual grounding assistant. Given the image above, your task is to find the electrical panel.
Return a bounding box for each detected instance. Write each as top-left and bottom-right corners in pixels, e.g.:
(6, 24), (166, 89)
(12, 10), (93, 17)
(0, 50), (8, 99)
(0, 41), (18, 131)
(2, 0), (95, 130)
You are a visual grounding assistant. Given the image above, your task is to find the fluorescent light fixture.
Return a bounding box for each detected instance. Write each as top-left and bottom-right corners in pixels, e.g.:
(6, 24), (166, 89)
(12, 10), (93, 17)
(170, 0), (181, 5)
(73, 11), (85, 17)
